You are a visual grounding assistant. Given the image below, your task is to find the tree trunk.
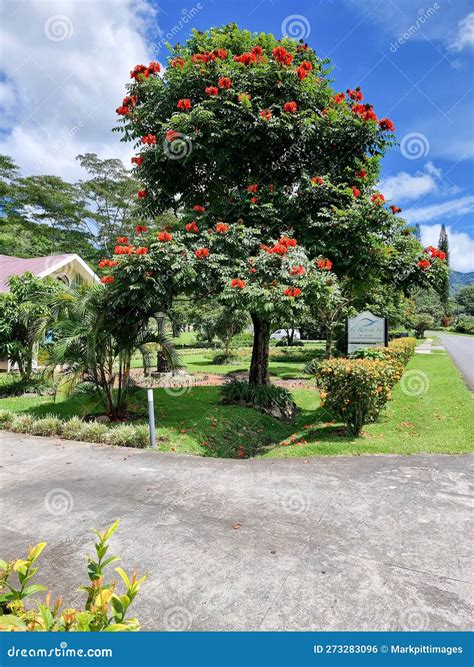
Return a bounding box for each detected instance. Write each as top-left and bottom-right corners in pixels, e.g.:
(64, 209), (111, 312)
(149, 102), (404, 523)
(324, 324), (334, 359)
(249, 313), (271, 386)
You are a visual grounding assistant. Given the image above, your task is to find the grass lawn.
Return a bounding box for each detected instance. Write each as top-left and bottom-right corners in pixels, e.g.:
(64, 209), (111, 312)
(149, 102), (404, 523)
(1, 350), (472, 457)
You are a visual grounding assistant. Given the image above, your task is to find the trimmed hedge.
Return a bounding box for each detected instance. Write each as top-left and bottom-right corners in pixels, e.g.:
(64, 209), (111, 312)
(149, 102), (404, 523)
(316, 337), (416, 436)
(0, 411), (150, 449)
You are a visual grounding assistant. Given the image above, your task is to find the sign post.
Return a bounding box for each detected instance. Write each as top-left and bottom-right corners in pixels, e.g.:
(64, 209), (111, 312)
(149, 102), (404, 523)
(347, 310), (387, 354)
(147, 388), (157, 449)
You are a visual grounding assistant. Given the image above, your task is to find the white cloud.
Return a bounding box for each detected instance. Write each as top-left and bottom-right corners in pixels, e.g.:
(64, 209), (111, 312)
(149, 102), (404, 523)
(449, 12), (474, 51)
(379, 162), (454, 202)
(403, 195), (474, 223)
(421, 224), (474, 272)
(0, 0), (156, 180)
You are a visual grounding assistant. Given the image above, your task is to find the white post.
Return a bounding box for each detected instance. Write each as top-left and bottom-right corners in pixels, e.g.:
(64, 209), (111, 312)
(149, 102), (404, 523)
(147, 388), (157, 449)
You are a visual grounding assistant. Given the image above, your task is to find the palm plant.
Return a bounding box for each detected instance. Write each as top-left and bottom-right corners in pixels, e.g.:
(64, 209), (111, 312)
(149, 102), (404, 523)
(46, 283), (179, 419)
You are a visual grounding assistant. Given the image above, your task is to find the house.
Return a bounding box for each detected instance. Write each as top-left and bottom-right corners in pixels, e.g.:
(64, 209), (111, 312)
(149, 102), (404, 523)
(0, 253), (99, 371)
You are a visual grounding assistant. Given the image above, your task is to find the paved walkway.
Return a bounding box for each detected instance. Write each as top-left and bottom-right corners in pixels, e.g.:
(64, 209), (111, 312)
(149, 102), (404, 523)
(434, 332), (474, 390)
(1, 432), (472, 631)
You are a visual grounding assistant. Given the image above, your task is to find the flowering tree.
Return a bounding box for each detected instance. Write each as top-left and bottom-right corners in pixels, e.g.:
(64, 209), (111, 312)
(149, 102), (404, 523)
(109, 23), (446, 385)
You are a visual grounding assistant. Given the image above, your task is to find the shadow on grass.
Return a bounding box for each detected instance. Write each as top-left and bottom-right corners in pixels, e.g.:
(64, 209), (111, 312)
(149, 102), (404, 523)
(9, 385), (352, 457)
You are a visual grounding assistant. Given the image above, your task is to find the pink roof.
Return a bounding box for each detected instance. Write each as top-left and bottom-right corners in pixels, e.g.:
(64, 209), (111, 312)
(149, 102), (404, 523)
(0, 254), (75, 292)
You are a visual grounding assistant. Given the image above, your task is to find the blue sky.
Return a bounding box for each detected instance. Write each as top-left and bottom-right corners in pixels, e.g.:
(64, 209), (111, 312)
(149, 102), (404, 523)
(1, 0), (473, 269)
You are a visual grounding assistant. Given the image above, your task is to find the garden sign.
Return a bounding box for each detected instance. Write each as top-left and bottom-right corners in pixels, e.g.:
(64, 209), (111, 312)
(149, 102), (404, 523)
(347, 311), (388, 354)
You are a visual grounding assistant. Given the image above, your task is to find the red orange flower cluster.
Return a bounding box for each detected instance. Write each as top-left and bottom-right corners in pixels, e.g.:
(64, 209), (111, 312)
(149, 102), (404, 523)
(317, 258), (332, 270)
(283, 101), (297, 113)
(296, 60), (312, 79)
(347, 87), (363, 101)
(426, 246), (446, 260)
(114, 245), (135, 255)
(418, 259), (430, 270)
(137, 190), (147, 199)
(166, 130), (180, 142)
(193, 205), (206, 213)
(136, 247), (148, 255)
(389, 205), (402, 214)
(371, 193), (385, 205)
(205, 86), (219, 96)
(230, 278), (246, 289)
(158, 231), (172, 242)
(379, 117), (395, 132)
(290, 265), (305, 275)
(131, 156), (143, 166)
(101, 275), (115, 284)
(352, 103), (377, 122)
(98, 259), (118, 269)
(218, 77), (231, 89)
(185, 221), (199, 233)
(333, 92), (345, 104)
(272, 46), (293, 66)
(130, 61), (161, 80)
(141, 134), (156, 145)
(351, 186), (360, 197)
(177, 98), (192, 110)
(260, 109), (272, 121)
(172, 58), (185, 68)
(215, 223), (229, 233)
(311, 176), (324, 185)
(262, 236), (297, 255)
(284, 287), (302, 297)
(116, 95), (138, 115)
(136, 225), (148, 233)
(195, 247), (209, 259)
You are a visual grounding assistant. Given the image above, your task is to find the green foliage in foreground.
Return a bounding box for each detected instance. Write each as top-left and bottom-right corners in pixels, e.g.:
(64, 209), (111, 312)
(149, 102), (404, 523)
(0, 521), (145, 631)
(0, 352), (472, 457)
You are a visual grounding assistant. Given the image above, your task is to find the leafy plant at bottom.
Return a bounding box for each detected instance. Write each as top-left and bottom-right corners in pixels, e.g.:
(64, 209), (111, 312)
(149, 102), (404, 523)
(0, 520), (146, 631)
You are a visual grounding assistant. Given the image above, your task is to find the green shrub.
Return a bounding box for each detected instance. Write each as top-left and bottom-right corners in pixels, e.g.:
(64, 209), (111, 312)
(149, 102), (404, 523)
(316, 358), (402, 436)
(349, 348), (387, 360)
(61, 416), (85, 440)
(77, 422), (109, 443)
(211, 351), (238, 365)
(104, 424), (150, 448)
(30, 415), (63, 437)
(387, 337), (416, 365)
(275, 339), (304, 347)
(455, 316), (474, 334)
(0, 409), (15, 429)
(0, 374), (56, 398)
(10, 414), (35, 434)
(414, 313), (435, 339)
(220, 380), (297, 419)
(0, 520), (146, 631)
(231, 332), (253, 347)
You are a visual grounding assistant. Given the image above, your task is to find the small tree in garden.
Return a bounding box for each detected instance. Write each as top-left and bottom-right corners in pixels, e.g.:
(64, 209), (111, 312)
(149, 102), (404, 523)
(112, 23), (447, 386)
(47, 284), (179, 419)
(0, 274), (61, 381)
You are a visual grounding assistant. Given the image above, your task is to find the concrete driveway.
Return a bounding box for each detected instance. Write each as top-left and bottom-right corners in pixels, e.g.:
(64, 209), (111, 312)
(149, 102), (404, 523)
(435, 332), (474, 390)
(1, 431), (472, 631)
